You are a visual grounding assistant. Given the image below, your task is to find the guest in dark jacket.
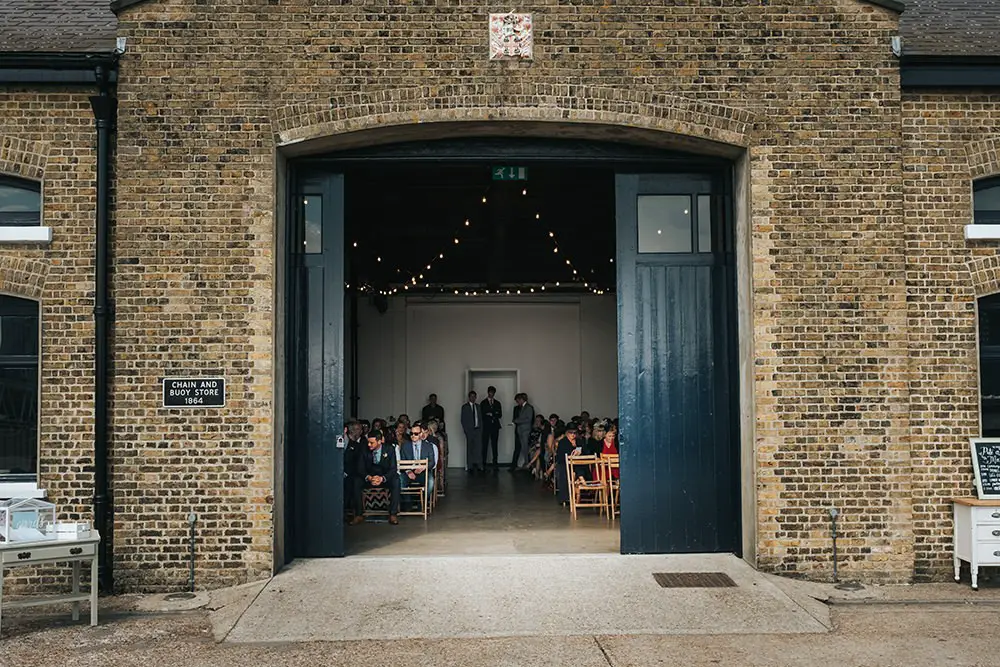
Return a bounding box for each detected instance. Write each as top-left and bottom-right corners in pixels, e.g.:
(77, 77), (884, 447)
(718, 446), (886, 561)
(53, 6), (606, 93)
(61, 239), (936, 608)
(555, 423), (581, 504)
(350, 429), (401, 525)
(343, 420), (365, 519)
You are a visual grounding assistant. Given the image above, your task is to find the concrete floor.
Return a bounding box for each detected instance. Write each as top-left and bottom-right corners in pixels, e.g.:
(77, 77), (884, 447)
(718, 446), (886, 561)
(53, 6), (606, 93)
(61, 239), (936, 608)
(224, 553), (828, 643)
(348, 468), (620, 556)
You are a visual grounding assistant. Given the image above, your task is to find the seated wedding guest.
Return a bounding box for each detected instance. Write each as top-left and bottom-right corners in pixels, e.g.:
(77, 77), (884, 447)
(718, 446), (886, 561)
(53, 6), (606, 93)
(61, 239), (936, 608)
(600, 421), (620, 480)
(351, 429), (401, 525)
(360, 419), (371, 437)
(399, 413), (411, 429)
(372, 418), (387, 435)
(554, 423), (580, 506)
(399, 421), (436, 503)
(425, 418), (443, 475)
(580, 410), (591, 425)
(422, 393), (445, 424)
(388, 419), (408, 447)
(585, 421), (606, 457)
(527, 414), (546, 479)
(344, 420), (366, 520)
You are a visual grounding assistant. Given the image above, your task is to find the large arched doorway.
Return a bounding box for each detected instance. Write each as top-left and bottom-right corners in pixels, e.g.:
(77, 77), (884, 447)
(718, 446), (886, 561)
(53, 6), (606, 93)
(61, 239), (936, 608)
(279, 133), (743, 562)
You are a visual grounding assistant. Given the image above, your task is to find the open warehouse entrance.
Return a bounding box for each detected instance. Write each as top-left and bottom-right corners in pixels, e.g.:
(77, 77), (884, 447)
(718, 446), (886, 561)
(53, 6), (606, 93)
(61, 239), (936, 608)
(282, 137), (742, 562)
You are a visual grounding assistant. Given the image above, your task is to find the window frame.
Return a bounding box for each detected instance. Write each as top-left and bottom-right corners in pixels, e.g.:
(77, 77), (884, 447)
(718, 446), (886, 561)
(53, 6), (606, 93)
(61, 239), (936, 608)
(0, 294), (41, 486)
(0, 175), (42, 228)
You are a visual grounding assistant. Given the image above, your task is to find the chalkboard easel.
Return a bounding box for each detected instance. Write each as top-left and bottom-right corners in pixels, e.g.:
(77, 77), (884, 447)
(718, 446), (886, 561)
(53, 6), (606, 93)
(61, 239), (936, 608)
(971, 438), (1000, 500)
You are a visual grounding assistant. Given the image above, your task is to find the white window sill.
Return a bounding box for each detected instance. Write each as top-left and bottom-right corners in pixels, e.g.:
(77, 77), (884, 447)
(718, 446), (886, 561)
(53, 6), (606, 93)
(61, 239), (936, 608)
(0, 227), (52, 244)
(966, 224), (1000, 240)
(0, 483), (46, 500)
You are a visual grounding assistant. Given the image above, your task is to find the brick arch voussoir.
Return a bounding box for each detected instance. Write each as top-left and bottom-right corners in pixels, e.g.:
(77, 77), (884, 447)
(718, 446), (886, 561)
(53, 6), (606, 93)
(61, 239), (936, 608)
(0, 256), (49, 300)
(274, 84), (756, 150)
(971, 255), (1000, 299)
(0, 135), (48, 182)
(967, 137), (1000, 181)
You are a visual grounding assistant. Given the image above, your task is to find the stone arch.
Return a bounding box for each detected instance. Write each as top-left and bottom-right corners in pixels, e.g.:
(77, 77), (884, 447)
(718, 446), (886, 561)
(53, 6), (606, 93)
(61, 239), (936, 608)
(966, 137), (1000, 181)
(273, 84), (756, 153)
(0, 256), (49, 300)
(971, 255), (1000, 299)
(0, 135), (48, 182)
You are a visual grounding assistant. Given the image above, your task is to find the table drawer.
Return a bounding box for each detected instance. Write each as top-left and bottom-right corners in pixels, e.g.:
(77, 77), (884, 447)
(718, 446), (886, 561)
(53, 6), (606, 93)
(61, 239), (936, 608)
(976, 525), (1000, 541)
(974, 507), (1000, 522)
(1, 542), (96, 565)
(976, 542), (1000, 565)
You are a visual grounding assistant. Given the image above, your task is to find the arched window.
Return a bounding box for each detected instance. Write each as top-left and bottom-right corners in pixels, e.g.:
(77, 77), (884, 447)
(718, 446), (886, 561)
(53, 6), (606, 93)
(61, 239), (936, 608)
(975, 178), (1000, 225)
(0, 295), (39, 482)
(0, 176), (41, 227)
(981, 293), (1000, 437)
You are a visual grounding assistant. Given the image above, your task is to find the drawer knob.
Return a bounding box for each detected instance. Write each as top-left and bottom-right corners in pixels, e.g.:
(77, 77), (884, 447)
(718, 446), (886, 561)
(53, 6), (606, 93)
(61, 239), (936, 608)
(70, 547), (83, 555)
(17, 552), (31, 560)
(994, 551), (1000, 558)
(992, 512), (1000, 519)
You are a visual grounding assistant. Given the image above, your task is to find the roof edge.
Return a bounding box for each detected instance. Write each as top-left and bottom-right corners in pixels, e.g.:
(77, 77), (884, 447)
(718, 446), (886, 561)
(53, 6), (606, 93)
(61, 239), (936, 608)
(859, 0), (905, 13)
(110, 0), (153, 13)
(112, 0), (907, 16)
(0, 52), (118, 70)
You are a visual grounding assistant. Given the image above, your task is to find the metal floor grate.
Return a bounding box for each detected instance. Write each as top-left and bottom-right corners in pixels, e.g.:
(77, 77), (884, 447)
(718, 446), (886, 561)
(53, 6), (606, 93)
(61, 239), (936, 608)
(652, 572), (737, 588)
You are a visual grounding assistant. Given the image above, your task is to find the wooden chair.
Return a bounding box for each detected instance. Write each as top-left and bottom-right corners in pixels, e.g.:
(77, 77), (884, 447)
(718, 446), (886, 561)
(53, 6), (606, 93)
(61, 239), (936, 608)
(398, 459), (431, 520)
(601, 454), (621, 520)
(565, 454), (606, 519)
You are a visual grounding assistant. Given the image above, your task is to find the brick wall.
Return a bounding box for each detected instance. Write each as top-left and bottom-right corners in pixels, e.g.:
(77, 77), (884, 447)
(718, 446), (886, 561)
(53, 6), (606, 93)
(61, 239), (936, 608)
(902, 92), (1000, 580)
(105, 0), (917, 589)
(0, 89), (98, 588)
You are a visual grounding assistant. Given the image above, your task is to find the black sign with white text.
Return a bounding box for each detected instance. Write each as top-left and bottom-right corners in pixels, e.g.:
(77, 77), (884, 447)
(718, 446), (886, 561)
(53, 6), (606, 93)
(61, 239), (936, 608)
(162, 377), (226, 408)
(972, 439), (1000, 499)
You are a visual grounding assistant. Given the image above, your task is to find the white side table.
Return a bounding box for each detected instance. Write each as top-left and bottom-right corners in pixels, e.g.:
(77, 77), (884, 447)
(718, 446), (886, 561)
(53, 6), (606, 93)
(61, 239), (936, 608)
(0, 531), (100, 635)
(953, 498), (1000, 590)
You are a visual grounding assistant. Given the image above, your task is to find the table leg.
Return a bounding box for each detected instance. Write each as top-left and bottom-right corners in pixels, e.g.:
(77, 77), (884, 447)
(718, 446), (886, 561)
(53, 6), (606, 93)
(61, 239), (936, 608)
(955, 554), (961, 583)
(972, 563), (980, 591)
(90, 556), (98, 626)
(72, 560), (81, 621)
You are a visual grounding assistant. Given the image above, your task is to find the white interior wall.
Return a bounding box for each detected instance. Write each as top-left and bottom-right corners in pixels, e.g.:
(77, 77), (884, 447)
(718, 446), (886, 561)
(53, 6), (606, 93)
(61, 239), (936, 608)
(355, 296), (618, 467)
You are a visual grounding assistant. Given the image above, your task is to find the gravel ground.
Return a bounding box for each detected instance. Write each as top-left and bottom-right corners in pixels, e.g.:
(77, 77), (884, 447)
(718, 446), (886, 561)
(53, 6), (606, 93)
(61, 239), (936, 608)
(2, 598), (1000, 667)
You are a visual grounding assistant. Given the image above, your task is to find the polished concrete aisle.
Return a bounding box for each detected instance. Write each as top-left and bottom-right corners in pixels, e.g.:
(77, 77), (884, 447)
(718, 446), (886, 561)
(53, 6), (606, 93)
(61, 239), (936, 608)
(347, 468), (620, 556)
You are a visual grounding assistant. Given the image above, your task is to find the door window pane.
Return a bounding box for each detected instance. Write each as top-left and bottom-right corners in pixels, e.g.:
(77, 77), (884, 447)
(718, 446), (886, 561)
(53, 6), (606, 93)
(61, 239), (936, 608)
(975, 180), (1000, 224)
(697, 195), (712, 253)
(303, 195), (322, 254)
(0, 177), (41, 227)
(638, 195), (692, 253)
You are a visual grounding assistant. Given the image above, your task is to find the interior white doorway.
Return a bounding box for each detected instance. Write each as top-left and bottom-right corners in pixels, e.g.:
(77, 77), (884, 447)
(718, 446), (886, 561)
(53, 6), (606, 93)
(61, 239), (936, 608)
(466, 369), (518, 468)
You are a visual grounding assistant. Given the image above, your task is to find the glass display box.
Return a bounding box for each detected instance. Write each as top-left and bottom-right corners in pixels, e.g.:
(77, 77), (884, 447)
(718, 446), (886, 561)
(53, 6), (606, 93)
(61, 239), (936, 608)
(0, 497), (57, 543)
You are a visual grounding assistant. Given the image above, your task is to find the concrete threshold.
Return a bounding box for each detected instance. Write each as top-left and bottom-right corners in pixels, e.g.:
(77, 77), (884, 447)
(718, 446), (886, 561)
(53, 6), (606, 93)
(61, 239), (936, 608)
(221, 553), (830, 644)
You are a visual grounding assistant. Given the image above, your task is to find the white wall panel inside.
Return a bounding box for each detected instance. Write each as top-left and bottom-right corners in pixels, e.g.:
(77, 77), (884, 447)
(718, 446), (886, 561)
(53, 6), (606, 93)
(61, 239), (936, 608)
(354, 296), (618, 468)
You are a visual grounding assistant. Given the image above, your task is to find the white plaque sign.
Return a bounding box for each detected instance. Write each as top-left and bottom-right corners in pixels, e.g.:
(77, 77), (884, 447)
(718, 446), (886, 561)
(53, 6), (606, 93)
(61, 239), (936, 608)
(490, 13), (533, 60)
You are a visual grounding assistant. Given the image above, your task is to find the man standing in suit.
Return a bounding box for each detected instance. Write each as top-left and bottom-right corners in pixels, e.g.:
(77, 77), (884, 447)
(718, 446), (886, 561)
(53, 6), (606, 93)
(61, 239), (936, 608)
(511, 392), (535, 471)
(461, 390), (484, 474)
(421, 393), (445, 425)
(350, 429), (401, 525)
(480, 386), (503, 472)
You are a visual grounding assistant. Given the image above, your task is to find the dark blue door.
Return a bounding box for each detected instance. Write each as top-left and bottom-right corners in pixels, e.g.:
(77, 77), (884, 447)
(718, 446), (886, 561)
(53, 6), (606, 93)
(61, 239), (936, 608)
(291, 173), (345, 557)
(616, 173), (740, 554)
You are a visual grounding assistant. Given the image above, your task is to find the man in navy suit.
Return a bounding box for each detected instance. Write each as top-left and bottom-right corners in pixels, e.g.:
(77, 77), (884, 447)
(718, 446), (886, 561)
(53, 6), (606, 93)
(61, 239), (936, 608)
(399, 421), (436, 504)
(461, 390), (484, 473)
(350, 429), (401, 525)
(480, 386), (503, 471)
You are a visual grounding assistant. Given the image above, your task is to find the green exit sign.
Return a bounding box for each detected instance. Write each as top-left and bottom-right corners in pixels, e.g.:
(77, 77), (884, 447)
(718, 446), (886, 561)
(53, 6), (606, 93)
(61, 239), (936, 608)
(492, 166), (528, 181)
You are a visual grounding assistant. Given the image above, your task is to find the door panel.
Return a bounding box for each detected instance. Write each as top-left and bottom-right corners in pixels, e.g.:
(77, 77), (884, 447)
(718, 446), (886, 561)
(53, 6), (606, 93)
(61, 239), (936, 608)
(616, 173), (739, 555)
(291, 173), (345, 558)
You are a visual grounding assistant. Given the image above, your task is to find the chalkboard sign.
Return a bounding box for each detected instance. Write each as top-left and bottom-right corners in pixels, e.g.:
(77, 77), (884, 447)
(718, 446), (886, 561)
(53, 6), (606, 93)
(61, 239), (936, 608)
(971, 438), (1000, 499)
(162, 377), (226, 408)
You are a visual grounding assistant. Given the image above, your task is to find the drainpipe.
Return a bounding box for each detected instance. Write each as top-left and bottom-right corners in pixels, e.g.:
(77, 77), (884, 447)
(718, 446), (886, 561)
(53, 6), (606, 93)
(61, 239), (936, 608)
(89, 64), (117, 594)
(349, 287), (359, 417)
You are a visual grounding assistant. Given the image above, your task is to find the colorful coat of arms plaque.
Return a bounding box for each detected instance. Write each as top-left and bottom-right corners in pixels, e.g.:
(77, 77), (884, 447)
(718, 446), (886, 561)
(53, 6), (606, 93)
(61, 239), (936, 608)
(489, 13), (533, 60)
